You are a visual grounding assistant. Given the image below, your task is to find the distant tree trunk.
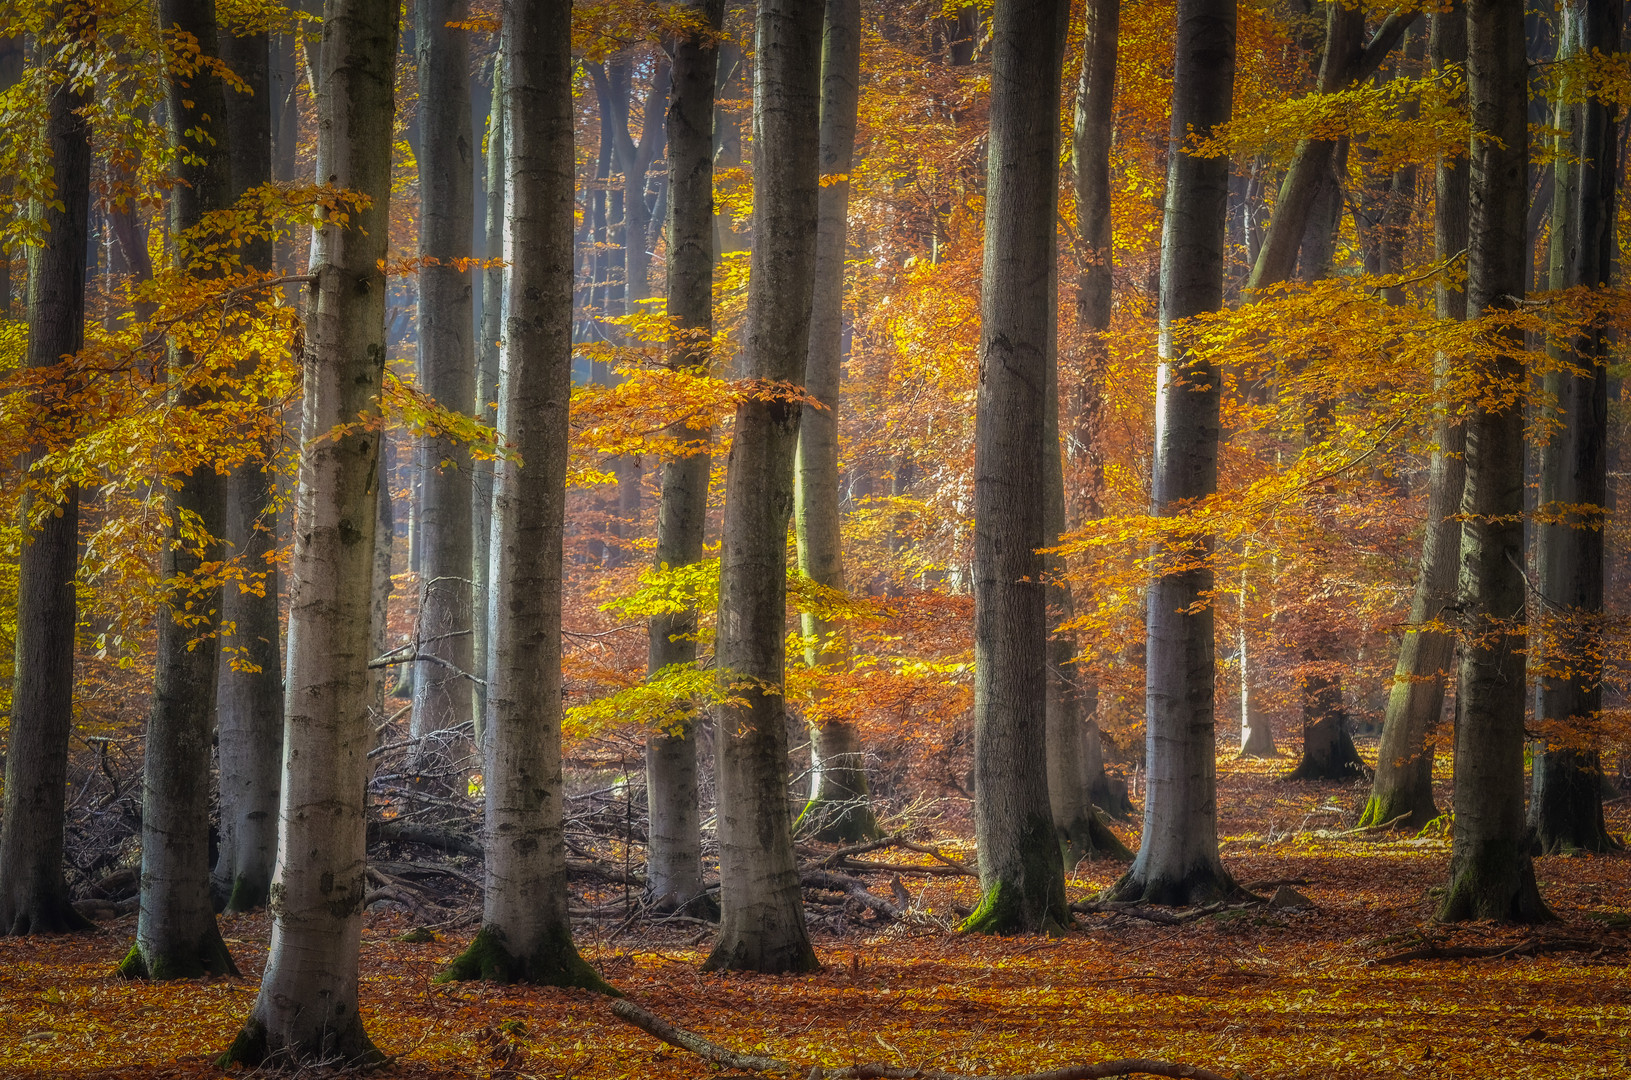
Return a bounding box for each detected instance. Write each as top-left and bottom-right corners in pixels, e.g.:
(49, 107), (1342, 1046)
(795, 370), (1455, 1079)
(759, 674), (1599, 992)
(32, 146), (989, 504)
(1528, 0), (1621, 855)
(221, 0), (400, 1064)
(472, 54), (504, 731)
(793, 0), (880, 846)
(1236, 582), (1278, 758)
(410, 0), (476, 767)
(646, 0), (724, 913)
(0, 8), (95, 938)
(1106, 0), (1238, 908)
(120, 0), (239, 980)
(212, 26), (285, 916)
(440, 0), (613, 991)
(1360, 4), (1469, 830)
(960, 0), (1072, 935)
(703, 0), (823, 975)
(0, 36), (19, 315)
(1439, 0), (1549, 924)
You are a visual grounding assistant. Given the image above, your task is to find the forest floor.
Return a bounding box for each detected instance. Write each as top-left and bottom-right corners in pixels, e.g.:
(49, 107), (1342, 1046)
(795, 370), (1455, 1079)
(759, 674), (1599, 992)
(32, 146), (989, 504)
(3, 752), (1629, 1080)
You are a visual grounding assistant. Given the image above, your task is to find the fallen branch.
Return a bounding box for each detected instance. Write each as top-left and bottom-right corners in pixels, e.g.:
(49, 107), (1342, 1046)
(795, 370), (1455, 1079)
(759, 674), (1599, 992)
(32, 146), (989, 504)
(1371, 936), (1619, 966)
(611, 1000), (1244, 1080)
(817, 833), (978, 877)
(833, 857), (972, 878)
(368, 820), (482, 857)
(802, 869), (906, 921)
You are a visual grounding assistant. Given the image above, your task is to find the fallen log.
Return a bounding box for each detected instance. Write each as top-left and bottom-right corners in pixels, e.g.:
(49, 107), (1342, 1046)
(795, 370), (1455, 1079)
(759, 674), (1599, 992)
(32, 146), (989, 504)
(1371, 936), (1620, 966)
(833, 857), (974, 878)
(802, 869), (906, 922)
(368, 820), (482, 857)
(611, 1000), (1244, 1080)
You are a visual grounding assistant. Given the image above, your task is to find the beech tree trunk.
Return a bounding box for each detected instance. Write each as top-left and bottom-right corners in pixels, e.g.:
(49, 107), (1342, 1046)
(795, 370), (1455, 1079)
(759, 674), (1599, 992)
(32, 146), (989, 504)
(961, 0), (1071, 935)
(410, 0), (476, 765)
(213, 25), (284, 916)
(704, 0), (823, 975)
(473, 55), (504, 729)
(645, 0), (724, 913)
(1106, 0), (1238, 908)
(0, 9), (95, 938)
(221, 0), (400, 1063)
(1361, 4), (1469, 830)
(1439, 0), (1549, 924)
(793, 0), (880, 846)
(0, 36), (18, 315)
(1528, 0), (1621, 855)
(440, 0), (613, 990)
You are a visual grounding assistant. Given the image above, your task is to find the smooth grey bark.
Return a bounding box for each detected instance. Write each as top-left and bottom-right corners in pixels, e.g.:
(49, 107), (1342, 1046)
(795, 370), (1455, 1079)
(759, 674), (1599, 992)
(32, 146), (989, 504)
(473, 55), (504, 730)
(1360, 5), (1469, 831)
(1439, 0), (1549, 924)
(410, 0), (477, 763)
(220, 0), (400, 1064)
(0, 11), (95, 937)
(703, 0), (823, 975)
(1106, 0), (1239, 907)
(212, 25), (284, 916)
(792, 0), (879, 846)
(961, 0), (1071, 935)
(1528, 0), (1621, 855)
(120, 0), (239, 981)
(440, 0), (613, 991)
(645, 0), (723, 914)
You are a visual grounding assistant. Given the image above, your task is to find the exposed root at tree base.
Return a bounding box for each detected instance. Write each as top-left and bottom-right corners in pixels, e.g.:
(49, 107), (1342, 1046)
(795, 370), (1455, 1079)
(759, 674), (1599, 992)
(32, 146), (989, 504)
(438, 924), (620, 994)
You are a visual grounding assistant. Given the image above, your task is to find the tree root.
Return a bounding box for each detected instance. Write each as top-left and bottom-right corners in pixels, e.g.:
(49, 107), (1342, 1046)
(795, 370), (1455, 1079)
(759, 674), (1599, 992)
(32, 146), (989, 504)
(1070, 900), (1258, 927)
(611, 999), (1245, 1080)
(1370, 935), (1623, 966)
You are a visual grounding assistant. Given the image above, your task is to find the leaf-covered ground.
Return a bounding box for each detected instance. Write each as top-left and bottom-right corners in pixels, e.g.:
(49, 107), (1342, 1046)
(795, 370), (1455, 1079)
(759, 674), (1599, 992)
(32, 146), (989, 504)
(4, 755), (1628, 1079)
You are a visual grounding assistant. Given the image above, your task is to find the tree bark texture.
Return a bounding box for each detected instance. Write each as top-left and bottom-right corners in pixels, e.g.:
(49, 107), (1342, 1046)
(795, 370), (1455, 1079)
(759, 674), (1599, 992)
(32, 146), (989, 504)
(0, 8), (95, 938)
(1528, 0), (1621, 855)
(440, 0), (612, 991)
(704, 0), (824, 975)
(1440, 0), (1549, 924)
(222, 0), (400, 1063)
(410, 0), (477, 762)
(793, 0), (879, 846)
(645, 0), (724, 913)
(473, 54), (504, 732)
(1107, 0), (1238, 908)
(962, 0), (1072, 935)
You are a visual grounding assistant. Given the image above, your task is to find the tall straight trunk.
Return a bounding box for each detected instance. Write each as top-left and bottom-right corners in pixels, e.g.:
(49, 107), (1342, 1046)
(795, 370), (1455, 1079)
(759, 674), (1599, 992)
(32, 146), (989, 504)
(472, 55), (504, 731)
(793, 0), (879, 846)
(1361, 5), (1470, 830)
(645, 0), (724, 913)
(221, 0), (400, 1063)
(1439, 0), (1549, 924)
(120, 0), (238, 980)
(410, 0), (476, 762)
(213, 27), (284, 915)
(440, 0), (612, 991)
(1106, 0), (1238, 907)
(1529, 0), (1621, 854)
(0, 36), (19, 315)
(961, 0), (1071, 936)
(0, 9), (95, 937)
(703, 0), (823, 975)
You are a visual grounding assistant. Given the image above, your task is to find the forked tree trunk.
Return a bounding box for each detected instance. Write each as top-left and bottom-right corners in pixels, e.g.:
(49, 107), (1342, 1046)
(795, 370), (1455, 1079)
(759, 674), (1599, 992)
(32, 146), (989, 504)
(646, 0), (724, 913)
(0, 8), (95, 938)
(1439, 0), (1549, 924)
(793, 0), (880, 846)
(213, 25), (284, 916)
(472, 55), (504, 729)
(1360, 3), (1469, 830)
(440, 0), (613, 991)
(1528, 0), (1621, 855)
(410, 0), (476, 766)
(961, 0), (1071, 935)
(703, 0), (824, 975)
(120, 0), (239, 981)
(1106, 0), (1239, 908)
(221, 0), (400, 1064)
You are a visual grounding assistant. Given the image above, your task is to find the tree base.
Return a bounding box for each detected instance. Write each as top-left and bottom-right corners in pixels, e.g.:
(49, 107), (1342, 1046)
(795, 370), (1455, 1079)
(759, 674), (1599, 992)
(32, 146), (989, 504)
(117, 933), (240, 980)
(1284, 727), (1369, 782)
(794, 794), (883, 844)
(958, 877), (1069, 936)
(0, 895), (97, 936)
(1437, 842), (1554, 924)
(218, 1014), (386, 1071)
(647, 888), (720, 921)
(222, 873), (271, 915)
(702, 925), (821, 974)
(1357, 788), (1439, 832)
(438, 924), (619, 993)
(1058, 810), (1134, 868)
(1103, 861), (1240, 908)
(1088, 773), (1135, 819)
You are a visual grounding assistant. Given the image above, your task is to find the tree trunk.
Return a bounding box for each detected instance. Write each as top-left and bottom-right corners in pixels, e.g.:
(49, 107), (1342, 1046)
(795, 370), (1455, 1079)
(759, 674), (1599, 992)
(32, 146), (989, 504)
(221, 0), (400, 1063)
(792, 0), (879, 846)
(472, 54), (504, 734)
(440, 0), (613, 991)
(1528, 0), (1621, 855)
(646, 0), (724, 914)
(0, 8), (95, 938)
(409, 0), (476, 770)
(1439, 0), (1549, 924)
(0, 36), (19, 315)
(961, 0), (1072, 935)
(212, 26), (285, 916)
(1106, 0), (1238, 908)
(703, 0), (824, 975)
(1360, 4), (1470, 830)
